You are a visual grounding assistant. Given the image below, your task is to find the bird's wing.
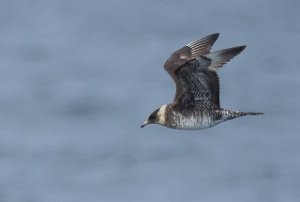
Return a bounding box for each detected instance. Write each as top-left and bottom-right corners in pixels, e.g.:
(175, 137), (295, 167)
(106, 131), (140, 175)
(173, 46), (246, 110)
(164, 33), (219, 83)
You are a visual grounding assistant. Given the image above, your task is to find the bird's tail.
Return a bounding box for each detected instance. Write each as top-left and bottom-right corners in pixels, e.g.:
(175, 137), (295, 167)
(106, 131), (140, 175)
(238, 112), (264, 116)
(221, 110), (264, 121)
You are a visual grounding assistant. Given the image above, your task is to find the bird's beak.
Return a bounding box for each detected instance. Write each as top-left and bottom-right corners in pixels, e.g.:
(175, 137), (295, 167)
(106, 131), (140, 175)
(141, 120), (150, 128)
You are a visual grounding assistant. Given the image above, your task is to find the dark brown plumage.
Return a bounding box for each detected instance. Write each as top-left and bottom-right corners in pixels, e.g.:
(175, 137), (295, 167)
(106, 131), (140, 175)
(141, 33), (263, 130)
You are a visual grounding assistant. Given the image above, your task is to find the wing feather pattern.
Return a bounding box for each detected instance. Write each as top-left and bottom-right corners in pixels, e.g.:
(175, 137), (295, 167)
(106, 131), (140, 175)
(205, 46), (246, 71)
(173, 46), (246, 110)
(164, 33), (219, 82)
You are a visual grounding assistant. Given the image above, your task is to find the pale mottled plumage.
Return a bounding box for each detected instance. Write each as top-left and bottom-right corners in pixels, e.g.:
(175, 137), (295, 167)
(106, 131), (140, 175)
(142, 33), (263, 130)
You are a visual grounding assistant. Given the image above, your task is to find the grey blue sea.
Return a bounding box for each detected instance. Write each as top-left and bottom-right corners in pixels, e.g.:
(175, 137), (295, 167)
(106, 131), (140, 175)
(0, 0), (299, 201)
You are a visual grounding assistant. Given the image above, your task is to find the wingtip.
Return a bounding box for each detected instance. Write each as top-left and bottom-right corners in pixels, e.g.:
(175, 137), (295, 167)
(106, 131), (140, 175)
(228, 45), (247, 55)
(207, 33), (220, 41)
(239, 45), (247, 51)
(212, 33), (220, 37)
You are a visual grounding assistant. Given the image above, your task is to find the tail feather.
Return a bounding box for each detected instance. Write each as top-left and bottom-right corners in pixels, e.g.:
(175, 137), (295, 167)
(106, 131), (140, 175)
(239, 112), (264, 116)
(221, 110), (264, 122)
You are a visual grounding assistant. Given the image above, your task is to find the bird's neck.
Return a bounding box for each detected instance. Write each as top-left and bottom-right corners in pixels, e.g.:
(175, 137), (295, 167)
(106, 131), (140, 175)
(157, 104), (167, 125)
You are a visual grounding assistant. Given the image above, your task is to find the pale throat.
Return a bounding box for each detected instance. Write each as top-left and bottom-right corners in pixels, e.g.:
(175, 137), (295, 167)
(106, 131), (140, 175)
(157, 104), (167, 125)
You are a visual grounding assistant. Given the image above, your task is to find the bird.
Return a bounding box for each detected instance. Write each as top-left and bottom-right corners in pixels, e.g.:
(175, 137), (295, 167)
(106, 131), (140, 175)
(141, 33), (263, 130)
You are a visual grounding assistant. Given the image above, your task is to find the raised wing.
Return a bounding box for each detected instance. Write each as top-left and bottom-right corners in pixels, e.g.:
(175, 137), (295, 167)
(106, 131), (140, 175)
(174, 46), (246, 110)
(164, 33), (219, 83)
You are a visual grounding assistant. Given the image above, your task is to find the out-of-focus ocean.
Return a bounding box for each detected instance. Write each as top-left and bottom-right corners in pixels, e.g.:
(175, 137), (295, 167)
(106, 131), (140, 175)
(0, 0), (299, 201)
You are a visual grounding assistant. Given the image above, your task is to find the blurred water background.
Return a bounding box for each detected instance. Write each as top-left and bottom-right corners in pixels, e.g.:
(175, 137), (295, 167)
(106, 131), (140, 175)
(0, 0), (299, 201)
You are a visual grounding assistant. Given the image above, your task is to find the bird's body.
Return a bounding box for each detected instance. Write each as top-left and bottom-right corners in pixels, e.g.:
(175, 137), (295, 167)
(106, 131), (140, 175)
(142, 33), (263, 130)
(156, 104), (261, 130)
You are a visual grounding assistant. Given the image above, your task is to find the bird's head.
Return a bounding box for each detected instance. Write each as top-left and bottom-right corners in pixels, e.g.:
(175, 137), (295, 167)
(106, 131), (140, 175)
(141, 105), (166, 128)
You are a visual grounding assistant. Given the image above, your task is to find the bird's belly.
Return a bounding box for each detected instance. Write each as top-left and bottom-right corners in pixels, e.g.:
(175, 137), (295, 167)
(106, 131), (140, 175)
(170, 112), (219, 130)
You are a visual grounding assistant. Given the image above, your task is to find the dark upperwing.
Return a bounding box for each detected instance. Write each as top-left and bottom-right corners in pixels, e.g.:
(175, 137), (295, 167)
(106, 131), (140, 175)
(164, 33), (219, 83)
(173, 46), (246, 110)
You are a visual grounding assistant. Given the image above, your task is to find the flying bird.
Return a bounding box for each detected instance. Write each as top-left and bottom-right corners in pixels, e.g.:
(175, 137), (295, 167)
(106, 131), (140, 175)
(141, 33), (263, 130)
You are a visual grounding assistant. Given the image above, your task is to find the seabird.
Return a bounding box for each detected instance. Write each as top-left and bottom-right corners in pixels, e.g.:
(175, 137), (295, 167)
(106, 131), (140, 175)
(141, 33), (263, 130)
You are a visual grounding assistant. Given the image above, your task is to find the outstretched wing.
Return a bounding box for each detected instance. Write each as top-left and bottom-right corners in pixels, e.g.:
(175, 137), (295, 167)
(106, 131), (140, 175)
(174, 46), (246, 110)
(164, 33), (219, 83)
